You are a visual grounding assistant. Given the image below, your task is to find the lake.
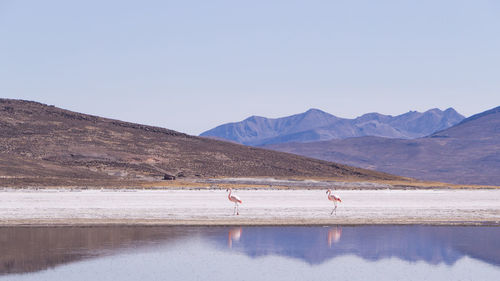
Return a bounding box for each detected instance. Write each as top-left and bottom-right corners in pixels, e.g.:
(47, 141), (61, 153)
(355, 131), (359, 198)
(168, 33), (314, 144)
(1, 225), (499, 280)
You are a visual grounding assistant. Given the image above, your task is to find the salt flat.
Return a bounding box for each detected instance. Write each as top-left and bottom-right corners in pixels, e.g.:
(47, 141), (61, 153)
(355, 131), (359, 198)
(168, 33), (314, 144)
(0, 189), (499, 225)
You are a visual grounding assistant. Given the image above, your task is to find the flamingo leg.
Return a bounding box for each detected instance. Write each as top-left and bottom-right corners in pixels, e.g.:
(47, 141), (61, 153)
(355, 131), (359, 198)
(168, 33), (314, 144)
(330, 201), (338, 215)
(233, 203), (237, 215)
(236, 202), (239, 215)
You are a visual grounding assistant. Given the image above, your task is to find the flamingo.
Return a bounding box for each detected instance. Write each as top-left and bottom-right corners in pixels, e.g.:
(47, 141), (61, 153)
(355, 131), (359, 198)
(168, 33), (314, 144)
(326, 189), (342, 215)
(226, 188), (242, 215)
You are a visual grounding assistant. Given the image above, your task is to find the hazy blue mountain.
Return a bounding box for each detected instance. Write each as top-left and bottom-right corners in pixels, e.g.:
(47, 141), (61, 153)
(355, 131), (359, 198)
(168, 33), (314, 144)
(200, 108), (465, 145)
(264, 106), (500, 185)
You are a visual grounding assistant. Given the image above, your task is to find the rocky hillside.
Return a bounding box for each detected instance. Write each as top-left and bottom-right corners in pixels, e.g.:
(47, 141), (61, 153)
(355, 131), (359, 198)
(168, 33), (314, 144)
(200, 108), (464, 146)
(0, 99), (403, 187)
(265, 106), (500, 185)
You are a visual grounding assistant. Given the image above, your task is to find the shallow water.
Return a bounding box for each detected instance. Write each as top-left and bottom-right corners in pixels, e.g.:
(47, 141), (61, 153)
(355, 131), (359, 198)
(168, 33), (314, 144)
(0, 225), (499, 280)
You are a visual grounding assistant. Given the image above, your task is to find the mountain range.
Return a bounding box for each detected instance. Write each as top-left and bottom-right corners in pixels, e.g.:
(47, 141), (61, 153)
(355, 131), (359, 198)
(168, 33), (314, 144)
(265, 106), (500, 185)
(200, 108), (465, 146)
(0, 99), (402, 187)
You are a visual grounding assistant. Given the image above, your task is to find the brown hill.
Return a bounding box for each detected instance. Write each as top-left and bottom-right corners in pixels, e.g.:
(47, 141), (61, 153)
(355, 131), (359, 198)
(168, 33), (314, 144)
(265, 106), (500, 185)
(0, 99), (402, 187)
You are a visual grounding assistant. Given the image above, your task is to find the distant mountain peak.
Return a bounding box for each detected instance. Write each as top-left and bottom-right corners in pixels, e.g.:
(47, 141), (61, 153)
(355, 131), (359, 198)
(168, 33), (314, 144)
(301, 108), (334, 119)
(305, 108), (327, 114)
(358, 112), (388, 119)
(425, 108), (442, 114)
(244, 115), (265, 122)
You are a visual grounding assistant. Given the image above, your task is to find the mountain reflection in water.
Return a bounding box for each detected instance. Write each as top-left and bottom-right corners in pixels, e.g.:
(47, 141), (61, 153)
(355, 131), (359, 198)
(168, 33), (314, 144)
(216, 226), (500, 266)
(0, 225), (499, 276)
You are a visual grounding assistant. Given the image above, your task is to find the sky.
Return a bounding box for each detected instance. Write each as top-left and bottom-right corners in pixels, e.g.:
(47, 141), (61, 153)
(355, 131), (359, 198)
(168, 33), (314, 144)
(1, 0), (499, 135)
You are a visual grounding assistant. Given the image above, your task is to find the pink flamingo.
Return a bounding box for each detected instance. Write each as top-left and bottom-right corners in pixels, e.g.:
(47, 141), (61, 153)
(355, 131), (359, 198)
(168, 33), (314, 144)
(326, 189), (342, 215)
(226, 188), (242, 215)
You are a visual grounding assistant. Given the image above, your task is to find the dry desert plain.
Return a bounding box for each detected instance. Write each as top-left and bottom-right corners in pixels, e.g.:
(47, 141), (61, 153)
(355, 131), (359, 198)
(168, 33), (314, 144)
(1, 187), (499, 226)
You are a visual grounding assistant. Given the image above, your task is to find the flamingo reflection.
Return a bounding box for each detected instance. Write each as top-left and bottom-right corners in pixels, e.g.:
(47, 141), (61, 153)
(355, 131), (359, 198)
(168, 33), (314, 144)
(327, 227), (342, 248)
(228, 227), (242, 248)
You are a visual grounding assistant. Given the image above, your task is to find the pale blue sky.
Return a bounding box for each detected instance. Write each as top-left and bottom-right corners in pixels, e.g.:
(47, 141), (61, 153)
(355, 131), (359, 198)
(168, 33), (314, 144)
(1, 0), (499, 135)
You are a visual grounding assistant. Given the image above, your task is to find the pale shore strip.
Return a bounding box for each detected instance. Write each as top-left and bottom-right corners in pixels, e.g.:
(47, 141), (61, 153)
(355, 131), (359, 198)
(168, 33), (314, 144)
(1, 189), (499, 226)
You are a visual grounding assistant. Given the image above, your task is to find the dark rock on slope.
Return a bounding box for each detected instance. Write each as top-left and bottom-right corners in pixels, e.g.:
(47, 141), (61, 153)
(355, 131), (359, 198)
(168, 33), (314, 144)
(200, 108), (464, 146)
(0, 99), (402, 187)
(265, 106), (500, 185)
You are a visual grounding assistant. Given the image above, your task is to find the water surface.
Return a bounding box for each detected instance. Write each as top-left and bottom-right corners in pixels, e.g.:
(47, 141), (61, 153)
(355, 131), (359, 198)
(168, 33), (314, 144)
(1, 225), (499, 280)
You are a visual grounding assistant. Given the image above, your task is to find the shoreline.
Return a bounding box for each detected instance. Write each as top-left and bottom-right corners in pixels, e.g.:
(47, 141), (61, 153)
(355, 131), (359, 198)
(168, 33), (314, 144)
(2, 176), (499, 191)
(1, 219), (500, 227)
(1, 189), (499, 227)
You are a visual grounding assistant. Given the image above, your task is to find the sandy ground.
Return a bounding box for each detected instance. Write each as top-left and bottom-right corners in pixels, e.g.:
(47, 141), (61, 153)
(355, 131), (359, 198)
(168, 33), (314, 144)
(1, 189), (499, 226)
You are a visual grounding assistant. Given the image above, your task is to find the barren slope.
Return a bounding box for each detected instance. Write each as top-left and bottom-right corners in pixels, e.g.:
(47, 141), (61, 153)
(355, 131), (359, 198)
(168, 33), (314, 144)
(0, 99), (403, 186)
